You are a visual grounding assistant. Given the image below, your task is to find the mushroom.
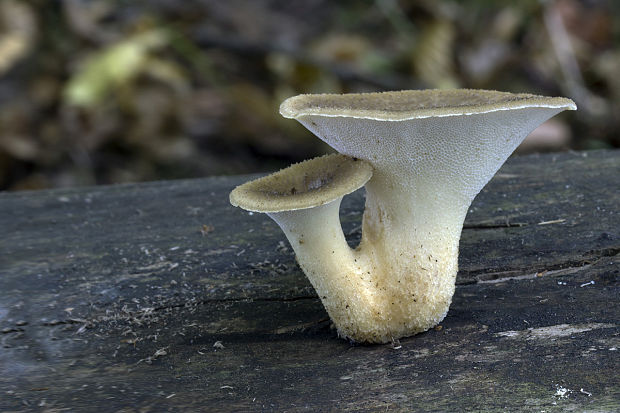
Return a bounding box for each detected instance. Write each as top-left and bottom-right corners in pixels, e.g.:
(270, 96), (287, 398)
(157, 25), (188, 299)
(231, 89), (576, 344)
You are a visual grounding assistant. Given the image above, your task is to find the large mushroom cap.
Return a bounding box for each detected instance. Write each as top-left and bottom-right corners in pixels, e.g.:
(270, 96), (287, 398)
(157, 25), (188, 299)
(278, 89), (576, 203)
(230, 154), (373, 213)
(280, 89), (576, 121)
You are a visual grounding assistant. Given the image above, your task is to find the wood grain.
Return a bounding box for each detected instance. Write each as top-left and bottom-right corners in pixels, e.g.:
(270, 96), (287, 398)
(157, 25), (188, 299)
(1, 150), (618, 412)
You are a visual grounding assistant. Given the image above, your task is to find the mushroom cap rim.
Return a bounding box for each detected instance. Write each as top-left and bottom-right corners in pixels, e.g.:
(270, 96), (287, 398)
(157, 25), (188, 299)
(280, 89), (577, 121)
(230, 154), (373, 213)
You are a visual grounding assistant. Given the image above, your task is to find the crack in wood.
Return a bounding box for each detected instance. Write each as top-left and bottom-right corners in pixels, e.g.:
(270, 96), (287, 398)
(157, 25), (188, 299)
(460, 248), (618, 282)
(41, 318), (89, 327)
(1, 327), (24, 335)
(463, 221), (528, 230)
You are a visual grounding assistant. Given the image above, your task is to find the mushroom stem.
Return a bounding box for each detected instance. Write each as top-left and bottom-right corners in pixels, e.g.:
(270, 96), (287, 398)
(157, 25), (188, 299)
(269, 200), (352, 272)
(353, 179), (465, 342)
(270, 184), (464, 344)
(267, 199), (371, 330)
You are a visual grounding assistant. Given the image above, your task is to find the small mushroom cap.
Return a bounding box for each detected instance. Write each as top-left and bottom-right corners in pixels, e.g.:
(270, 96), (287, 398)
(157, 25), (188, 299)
(280, 89), (576, 120)
(230, 154), (373, 213)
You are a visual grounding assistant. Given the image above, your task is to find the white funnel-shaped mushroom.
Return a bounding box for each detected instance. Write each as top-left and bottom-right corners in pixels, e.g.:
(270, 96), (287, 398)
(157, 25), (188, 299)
(232, 89), (576, 343)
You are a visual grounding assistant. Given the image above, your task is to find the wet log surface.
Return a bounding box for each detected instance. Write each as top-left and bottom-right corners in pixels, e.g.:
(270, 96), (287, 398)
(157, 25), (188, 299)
(1, 150), (618, 412)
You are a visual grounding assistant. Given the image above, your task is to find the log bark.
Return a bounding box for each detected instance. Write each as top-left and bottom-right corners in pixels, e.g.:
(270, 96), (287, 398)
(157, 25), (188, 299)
(0, 150), (618, 412)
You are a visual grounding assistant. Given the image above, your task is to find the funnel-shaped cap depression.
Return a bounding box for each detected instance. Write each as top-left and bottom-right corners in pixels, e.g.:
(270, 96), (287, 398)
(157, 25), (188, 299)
(230, 154), (373, 213)
(280, 89), (576, 202)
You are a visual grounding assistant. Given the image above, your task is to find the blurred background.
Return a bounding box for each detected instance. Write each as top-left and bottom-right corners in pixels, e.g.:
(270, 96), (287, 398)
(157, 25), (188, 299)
(0, 0), (617, 191)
